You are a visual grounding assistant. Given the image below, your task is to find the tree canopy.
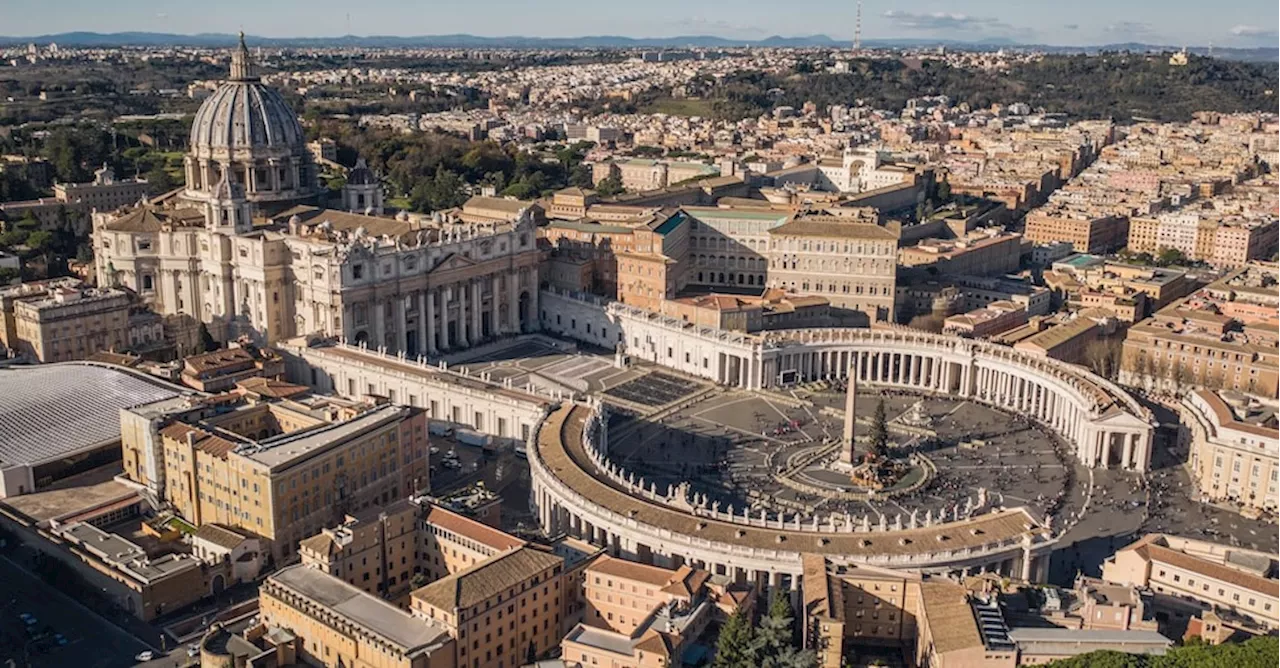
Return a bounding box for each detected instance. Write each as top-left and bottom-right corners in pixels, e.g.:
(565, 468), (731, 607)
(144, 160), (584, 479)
(636, 54), (1277, 123)
(1045, 636), (1278, 668)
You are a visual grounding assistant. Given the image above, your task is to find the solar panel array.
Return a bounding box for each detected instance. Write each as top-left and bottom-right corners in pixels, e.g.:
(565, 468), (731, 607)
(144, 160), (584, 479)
(972, 598), (1016, 651)
(0, 363), (183, 466)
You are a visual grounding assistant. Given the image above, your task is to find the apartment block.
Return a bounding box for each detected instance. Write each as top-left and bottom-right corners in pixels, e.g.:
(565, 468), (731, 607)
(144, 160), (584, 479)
(1024, 208), (1129, 254)
(259, 565), (456, 668)
(1102, 534), (1279, 632)
(899, 228), (1025, 277)
(1120, 265), (1279, 399)
(121, 393), (430, 561)
(563, 555), (750, 668)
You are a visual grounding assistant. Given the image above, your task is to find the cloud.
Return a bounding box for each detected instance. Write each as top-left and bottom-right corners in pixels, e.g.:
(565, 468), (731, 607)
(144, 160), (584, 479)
(881, 10), (1017, 34)
(1103, 21), (1155, 38)
(1063, 24), (1079, 31)
(1230, 24), (1279, 39)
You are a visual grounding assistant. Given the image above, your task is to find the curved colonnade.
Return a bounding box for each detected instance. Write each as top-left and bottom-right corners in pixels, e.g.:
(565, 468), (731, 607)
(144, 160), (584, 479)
(758, 328), (1156, 471)
(528, 324), (1158, 586)
(531, 401), (1057, 588)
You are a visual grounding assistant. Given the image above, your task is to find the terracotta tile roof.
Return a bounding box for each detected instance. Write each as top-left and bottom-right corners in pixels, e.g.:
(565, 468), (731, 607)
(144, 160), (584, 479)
(1141, 543), (1279, 598)
(587, 555), (683, 589)
(159, 422), (239, 459)
(662, 566), (710, 598)
(920, 582), (984, 654)
(770, 217), (899, 240)
(194, 523), (248, 550)
(236, 377), (309, 399)
(633, 630), (674, 657)
(298, 531), (338, 558)
(411, 546), (562, 611)
(424, 504), (525, 552)
(273, 204), (412, 238)
(184, 348), (254, 374)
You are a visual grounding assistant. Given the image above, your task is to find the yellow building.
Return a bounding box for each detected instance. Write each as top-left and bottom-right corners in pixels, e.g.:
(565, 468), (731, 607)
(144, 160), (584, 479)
(122, 394), (430, 561)
(562, 555), (749, 668)
(411, 545), (565, 668)
(260, 564), (456, 668)
(1102, 534), (1279, 632)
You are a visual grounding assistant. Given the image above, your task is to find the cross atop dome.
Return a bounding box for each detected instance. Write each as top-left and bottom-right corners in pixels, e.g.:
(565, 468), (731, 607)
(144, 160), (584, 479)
(229, 30), (257, 82)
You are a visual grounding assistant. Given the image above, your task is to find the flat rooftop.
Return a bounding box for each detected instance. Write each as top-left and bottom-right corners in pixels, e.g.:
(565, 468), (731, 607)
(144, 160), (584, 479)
(0, 362), (187, 469)
(238, 404), (408, 470)
(268, 564), (450, 654)
(566, 624), (634, 655)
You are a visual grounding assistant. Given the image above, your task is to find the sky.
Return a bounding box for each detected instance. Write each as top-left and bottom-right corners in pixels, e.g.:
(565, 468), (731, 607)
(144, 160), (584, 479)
(3, 0), (1277, 47)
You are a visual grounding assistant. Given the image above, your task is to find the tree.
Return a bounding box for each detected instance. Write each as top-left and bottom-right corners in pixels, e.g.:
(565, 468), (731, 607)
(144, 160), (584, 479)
(595, 174), (624, 196)
(1085, 338), (1122, 380)
(869, 398), (890, 458)
(1155, 247), (1187, 267)
(750, 590), (814, 668)
(937, 179), (952, 202)
(1170, 362), (1192, 396)
(908, 313), (945, 333)
(25, 230), (54, 253)
(713, 607), (756, 668)
(199, 323), (217, 353)
(0, 267), (19, 284)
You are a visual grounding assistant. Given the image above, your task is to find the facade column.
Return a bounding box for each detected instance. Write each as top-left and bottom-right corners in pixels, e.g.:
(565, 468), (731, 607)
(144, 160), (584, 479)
(395, 294), (407, 354)
(427, 289), (439, 353)
(457, 282), (470, 347)
(415, 291), (428, 356)
(509, 271), (521, 332)
(471, 279), (482, 342)
(373, 300), (385, 349)
(1122, 432), (1135, 471)
(491, 274), (502, 335)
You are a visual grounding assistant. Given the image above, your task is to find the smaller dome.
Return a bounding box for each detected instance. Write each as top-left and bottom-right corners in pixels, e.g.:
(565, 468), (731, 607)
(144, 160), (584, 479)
(346, 158), (377, 186)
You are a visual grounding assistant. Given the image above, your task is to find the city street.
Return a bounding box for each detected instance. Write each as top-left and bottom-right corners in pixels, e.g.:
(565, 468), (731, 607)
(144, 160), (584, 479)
(0, 554), (152, 668)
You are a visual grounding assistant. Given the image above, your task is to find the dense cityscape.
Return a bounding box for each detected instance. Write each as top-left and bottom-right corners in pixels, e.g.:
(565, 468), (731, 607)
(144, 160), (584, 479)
(0, 12), (1277, 668)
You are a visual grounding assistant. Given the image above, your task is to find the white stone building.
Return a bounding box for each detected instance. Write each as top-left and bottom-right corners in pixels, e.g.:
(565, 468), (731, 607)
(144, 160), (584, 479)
(91, 35), (542, 350)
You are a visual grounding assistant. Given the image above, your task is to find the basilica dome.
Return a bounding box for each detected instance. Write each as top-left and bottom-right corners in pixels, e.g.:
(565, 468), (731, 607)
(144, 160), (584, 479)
(189, 75), (304, 153)
(183, 33), (316, 207)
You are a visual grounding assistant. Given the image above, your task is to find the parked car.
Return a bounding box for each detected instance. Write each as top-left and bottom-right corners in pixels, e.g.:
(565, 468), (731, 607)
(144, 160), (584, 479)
(135, 651), (154, 662)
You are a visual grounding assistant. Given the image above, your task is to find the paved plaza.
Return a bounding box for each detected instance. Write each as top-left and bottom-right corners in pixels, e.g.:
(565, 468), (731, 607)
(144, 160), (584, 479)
(607, 388), (1087, 525)
(454, 335), (1278, 580)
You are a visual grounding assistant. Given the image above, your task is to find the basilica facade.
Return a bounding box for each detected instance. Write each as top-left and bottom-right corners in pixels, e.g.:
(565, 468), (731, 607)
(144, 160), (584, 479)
(92, 36), (542, 350)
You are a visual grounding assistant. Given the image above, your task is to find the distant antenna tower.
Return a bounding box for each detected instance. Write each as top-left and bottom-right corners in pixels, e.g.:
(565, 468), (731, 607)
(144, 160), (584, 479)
(853, 0), (863, 51)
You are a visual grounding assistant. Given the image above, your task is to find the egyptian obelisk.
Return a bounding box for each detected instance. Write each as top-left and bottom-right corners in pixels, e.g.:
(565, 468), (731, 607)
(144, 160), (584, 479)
(841, 375), (857, 465)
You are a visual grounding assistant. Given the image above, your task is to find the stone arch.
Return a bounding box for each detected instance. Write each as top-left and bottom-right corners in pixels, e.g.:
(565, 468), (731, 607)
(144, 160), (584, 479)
(211, 573), (226, 596)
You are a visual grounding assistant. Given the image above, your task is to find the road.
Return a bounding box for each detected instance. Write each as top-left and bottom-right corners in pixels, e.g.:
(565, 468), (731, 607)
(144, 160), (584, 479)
(0, 555), (150, 668)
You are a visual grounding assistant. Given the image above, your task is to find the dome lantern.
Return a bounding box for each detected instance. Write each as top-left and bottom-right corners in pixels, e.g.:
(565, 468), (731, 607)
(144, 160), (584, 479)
(229, 31), (257, 82)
